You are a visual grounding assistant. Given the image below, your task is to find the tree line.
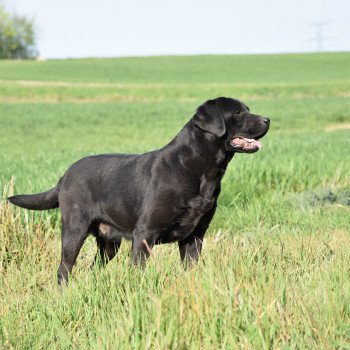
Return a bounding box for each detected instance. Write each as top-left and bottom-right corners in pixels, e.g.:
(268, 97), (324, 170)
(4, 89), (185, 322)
(0, 4), (38, 59)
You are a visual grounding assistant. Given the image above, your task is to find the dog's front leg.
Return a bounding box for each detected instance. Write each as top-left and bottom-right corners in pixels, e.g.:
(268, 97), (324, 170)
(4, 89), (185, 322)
(177, 174), (221, 266)
(178, 233), (204, 267)
(178, 205), (216, 267)
(131, 229), (156, 266)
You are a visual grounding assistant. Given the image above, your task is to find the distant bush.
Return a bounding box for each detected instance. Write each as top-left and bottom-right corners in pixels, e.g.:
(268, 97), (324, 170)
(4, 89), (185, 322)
(0, 5), (38, 59)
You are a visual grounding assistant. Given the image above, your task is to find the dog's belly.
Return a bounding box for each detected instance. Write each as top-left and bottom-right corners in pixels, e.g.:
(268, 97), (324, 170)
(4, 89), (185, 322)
(96, 190), (215, 244)
(96, 204), (194, 244)
(97, 208), (136, 240)
(98, 222), (133, 241)
(96, 192), (141, 230)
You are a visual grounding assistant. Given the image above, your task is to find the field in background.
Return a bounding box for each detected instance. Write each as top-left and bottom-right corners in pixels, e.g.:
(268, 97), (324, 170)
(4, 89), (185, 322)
(0, 53), (350, 349)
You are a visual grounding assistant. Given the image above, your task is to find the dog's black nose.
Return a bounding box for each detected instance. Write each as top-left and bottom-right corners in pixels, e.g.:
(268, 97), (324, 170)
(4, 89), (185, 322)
(262, 117), (270, 124)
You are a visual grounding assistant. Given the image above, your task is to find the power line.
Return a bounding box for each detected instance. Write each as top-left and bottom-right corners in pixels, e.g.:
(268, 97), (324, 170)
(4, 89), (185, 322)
(309, 21), (332, 52)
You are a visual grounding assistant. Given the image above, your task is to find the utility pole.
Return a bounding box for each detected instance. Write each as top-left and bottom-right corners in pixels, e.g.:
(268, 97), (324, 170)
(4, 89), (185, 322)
(309, 21), (332, 52)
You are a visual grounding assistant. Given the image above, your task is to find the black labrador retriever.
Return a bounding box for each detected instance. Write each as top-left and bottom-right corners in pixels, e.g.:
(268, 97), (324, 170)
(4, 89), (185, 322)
(9, 97), (270, 284)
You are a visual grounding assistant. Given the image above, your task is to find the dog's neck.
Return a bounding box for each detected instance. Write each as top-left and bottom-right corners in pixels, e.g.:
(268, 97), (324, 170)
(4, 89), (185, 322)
(164, 121), (234, 176)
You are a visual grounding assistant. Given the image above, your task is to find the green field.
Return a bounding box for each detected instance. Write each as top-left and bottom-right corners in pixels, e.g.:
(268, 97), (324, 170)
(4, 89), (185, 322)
(0, 53), (350, 349)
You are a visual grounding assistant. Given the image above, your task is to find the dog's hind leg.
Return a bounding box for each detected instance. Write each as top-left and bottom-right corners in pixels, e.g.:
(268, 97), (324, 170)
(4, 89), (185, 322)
(94, 237), (122, 267)
(57, 214), (89, 285)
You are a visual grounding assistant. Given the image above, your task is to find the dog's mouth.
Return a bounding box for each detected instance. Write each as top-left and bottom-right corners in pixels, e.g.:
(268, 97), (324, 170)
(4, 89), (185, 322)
(230, 137), (262, 153)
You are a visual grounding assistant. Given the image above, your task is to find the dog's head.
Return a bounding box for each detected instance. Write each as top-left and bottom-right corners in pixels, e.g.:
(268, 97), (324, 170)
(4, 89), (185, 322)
(192, 97), (270, 153)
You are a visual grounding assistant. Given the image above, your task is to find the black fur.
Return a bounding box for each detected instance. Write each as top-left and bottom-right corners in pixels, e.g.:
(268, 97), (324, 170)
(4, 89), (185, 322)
(8, 97), (270, 284)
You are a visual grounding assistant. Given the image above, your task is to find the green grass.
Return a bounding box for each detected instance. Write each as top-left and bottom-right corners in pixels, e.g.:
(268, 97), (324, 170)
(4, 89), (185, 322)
(0, 52), (350, 349)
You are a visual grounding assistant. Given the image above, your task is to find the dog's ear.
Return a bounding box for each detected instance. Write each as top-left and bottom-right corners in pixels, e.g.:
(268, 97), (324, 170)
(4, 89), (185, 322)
(192, 99), (226, 137)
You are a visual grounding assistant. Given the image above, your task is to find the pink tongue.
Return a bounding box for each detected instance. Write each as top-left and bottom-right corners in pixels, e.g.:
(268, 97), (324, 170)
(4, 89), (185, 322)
(255, 140), (262, 149)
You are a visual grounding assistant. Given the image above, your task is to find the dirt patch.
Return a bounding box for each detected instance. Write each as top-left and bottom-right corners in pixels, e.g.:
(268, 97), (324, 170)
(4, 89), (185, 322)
(0, 79), (166, 89)
(0, 95), (165, 104)
(325, 123), (350, 132)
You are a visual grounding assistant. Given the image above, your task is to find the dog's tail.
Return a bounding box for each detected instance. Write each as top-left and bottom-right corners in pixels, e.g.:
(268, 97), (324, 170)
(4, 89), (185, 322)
(8, 179), (61, 211)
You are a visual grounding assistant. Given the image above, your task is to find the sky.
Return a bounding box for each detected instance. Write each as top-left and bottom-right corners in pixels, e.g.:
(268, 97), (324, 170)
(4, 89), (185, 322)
(6, 0), (350, 59)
